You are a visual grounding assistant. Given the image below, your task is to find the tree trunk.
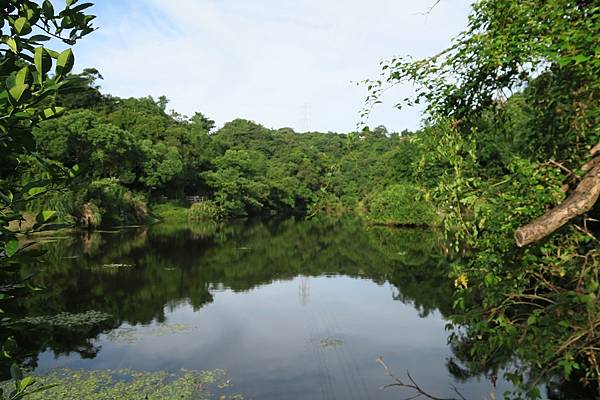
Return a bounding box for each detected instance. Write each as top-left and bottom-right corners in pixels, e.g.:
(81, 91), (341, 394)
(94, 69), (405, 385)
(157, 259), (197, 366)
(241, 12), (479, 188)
(515, 149), (600, 247)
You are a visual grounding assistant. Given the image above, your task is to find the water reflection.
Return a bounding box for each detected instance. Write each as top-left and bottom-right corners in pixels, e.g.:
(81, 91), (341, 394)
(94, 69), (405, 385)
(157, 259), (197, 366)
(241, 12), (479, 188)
(10, 217), (510, 399)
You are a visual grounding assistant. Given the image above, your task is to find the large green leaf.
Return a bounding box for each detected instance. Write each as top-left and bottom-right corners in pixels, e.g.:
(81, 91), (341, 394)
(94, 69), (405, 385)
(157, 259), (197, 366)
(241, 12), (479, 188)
(45, 48), (60, 59)
(27, 186), (46, 197)
(13, 17), (32, 35)
(6, 68), (31, 103)
(34, 47), (52, 80)
(55, 48), (74, 76)
(15, 66), (31, 86)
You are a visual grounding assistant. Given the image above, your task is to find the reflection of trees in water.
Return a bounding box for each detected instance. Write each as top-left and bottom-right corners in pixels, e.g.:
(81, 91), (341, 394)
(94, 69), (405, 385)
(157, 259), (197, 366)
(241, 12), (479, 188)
(12, 218), (452, 368)
(12, 218), (589, 397)
(368, 227), (452, 317)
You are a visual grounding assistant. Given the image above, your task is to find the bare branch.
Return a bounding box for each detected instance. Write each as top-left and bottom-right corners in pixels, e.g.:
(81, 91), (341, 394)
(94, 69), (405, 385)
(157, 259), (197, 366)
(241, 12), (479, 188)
(377, 357), (460, 400)
(450, 385), (468, 400)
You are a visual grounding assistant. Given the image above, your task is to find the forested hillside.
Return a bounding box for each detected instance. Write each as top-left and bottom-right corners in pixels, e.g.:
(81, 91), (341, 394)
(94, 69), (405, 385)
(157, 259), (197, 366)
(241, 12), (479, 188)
(10, 71), (434, 226)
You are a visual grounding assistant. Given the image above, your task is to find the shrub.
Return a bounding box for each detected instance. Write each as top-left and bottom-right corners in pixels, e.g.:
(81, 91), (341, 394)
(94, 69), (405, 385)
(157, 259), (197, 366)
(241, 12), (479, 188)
(86, 178), (149, 226)
(151, 203), (189, 223)
(366, 183), (439, 226)
(188, 201), (221, 221)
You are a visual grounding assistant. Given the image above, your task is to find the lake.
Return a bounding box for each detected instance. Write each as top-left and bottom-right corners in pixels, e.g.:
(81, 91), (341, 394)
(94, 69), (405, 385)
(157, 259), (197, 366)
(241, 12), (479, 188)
(11, 217), (511, 399)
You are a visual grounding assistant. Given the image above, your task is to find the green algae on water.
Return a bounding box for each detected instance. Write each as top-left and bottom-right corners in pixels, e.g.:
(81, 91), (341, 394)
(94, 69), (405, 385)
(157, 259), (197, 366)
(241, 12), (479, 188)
(2, 368), (243, 400)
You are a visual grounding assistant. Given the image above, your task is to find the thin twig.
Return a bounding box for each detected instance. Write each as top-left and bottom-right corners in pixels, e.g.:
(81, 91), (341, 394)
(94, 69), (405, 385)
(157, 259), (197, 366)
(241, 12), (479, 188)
(417, 0), (442, 16)
(450, 385), (468, 400)
(574, 224), (598, 242)
(547, 159), (580, 180)
(377, 357), (460, 400)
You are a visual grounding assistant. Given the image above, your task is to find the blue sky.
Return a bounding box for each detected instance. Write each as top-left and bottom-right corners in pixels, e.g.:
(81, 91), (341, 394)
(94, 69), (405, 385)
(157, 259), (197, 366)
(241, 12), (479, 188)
(74, 0), (474, 133)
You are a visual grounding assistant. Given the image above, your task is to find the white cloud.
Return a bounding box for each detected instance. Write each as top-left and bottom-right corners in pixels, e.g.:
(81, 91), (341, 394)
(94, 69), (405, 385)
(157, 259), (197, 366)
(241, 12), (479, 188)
(75, 0), (473, 132)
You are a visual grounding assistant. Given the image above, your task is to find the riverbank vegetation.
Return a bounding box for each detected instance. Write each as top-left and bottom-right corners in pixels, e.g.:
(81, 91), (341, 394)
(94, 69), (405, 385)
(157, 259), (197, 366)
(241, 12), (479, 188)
(365, 0), (599, 398)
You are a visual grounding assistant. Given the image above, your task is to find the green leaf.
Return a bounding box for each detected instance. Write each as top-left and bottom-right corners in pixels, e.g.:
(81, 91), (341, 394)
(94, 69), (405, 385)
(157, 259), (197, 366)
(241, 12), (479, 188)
(66, 0), (77, 6)
(34, 47), (52, 80)
(6, 67), (31, 103)
(29, 34), (51, 42)
(42, 0), (55, 18)
(71, 2), (93, 12)
(42, 106), (65, 119)
(24, 7), (40, 25)
(13, 17), (32, 35)
(27, 186), (45, 197)
(36, 210), (56, 224)
(573, 54), (590, 63)
(19, 376), (35, 390)
(8, 82), (28, 103)
(5, 240), (19, 257)
(46, 48), (60, 59)
(484, 273), (495, 286)
(22, 179), (51, 194)
(15, 66), (31, 86)
(2, 36), (17, 53)
(55, 48), (74, 76)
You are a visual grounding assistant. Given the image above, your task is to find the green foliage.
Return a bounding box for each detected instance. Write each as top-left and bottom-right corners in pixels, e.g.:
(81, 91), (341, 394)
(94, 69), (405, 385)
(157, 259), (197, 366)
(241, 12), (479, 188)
(33, 110), (139, 184)
(17, 75), (432, 222)
(366, 0), (600, 397)
(85, 179), (148, 226)
(188, 201), (220, 221)
(202, 149), (270, 217)
(0, 0), (96, 398)
(151, 203), (189, 224)
(365, 184), (438, 226)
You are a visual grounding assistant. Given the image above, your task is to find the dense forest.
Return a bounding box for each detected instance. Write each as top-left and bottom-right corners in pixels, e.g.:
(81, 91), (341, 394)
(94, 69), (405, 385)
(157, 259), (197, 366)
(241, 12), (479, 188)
(0, 0), (599, 399)
(7, 69), (434, 227)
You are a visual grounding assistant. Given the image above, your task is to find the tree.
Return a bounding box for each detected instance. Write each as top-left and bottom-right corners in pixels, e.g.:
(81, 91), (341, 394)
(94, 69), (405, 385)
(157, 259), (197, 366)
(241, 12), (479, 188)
(202, 149), (270, 216)
(0, 0), (95, 397)
(366, 0), (598, 244)
(365, 0), (600, 396)
(190, 112), (215, 134)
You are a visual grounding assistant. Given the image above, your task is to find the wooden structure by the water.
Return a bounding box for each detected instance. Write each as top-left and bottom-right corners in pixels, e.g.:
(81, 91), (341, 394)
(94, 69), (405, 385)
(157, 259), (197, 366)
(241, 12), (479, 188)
(186, 195), (207, 203)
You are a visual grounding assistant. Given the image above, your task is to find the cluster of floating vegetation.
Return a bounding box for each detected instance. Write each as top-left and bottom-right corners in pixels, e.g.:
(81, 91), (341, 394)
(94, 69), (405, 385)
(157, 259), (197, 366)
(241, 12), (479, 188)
(9, 311), (114, 328)
(0, 368), (243, 400)
(106, 323), (196, 343)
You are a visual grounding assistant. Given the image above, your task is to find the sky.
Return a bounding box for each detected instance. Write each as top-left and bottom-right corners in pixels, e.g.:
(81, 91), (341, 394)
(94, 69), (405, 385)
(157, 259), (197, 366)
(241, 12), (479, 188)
(73, 0), (474, 133)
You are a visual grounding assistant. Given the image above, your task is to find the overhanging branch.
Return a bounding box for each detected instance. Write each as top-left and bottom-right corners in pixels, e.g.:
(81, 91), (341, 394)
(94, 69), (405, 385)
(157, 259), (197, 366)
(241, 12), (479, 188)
(515, 146), (600, 247)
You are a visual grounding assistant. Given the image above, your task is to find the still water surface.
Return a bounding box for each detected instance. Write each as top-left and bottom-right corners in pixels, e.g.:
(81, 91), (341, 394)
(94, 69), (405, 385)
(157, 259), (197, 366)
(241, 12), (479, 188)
(16, 218), (509, 399)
